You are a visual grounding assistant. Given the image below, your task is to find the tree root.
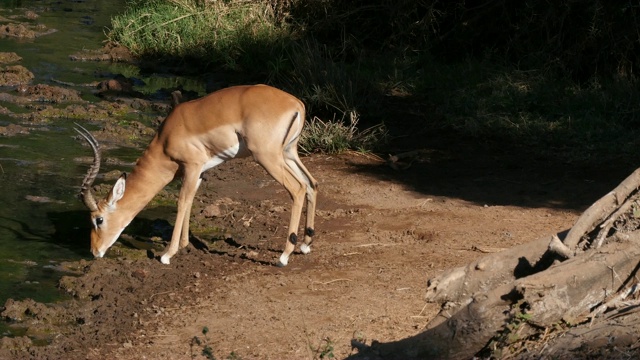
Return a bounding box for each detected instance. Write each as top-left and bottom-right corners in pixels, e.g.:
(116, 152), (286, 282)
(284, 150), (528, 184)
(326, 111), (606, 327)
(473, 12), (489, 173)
(351, 167), (640, 359)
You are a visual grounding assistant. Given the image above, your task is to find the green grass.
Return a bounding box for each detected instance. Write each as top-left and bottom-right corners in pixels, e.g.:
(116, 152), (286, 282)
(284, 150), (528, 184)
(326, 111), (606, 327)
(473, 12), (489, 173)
(300, 112), (387, 154)
(109, 0), (288, 73)
(107, 0), (640, 162)
(416, 58), (640, 161)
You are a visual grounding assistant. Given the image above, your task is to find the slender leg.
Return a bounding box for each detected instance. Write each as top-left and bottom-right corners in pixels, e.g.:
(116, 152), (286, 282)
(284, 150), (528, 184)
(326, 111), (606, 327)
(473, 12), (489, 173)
(284, 149), (318, 254)
(179, 177), (202, 248)
(255, 152), (307, 266)
(161, 166), (201, 264)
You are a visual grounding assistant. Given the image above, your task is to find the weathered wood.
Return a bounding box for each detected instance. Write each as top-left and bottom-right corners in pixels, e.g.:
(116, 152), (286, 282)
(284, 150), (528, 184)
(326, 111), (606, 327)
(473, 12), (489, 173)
(520, 234), (640, 327)
(369, 237), (640, 359)
(425, 231), (566, 307)
(370, 281), (515, 359)
(349, 168), (640, 360)
(563, 168), (640, 250)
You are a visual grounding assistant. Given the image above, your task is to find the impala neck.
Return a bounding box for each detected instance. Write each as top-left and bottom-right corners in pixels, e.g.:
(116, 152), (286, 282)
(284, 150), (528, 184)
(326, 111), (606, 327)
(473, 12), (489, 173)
(117, 142), (179, 220)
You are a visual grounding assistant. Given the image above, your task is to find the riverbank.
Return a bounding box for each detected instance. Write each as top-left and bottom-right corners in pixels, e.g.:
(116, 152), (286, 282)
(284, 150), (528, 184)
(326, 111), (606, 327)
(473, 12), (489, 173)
(3, 3), (640, 359)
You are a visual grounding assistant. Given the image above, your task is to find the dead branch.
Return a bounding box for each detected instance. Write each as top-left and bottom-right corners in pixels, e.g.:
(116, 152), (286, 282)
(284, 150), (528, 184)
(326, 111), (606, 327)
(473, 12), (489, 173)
(352, 168), (640, 359)
(563, 168), (640, 250)
(594, 194), (639, 249)
(589, 281), (640, 321)
(373, 238), (640, 359)
(425, 232), (563, 306)
(548, 234), (572, 259)
(387, 149), (430, 170)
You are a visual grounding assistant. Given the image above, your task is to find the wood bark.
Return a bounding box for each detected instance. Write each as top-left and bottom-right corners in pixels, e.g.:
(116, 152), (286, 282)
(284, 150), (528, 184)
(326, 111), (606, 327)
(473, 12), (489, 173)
(351, 167), (640, 360)
(371, 237), (640, 359)
(563, 168), (640, 249)
(425, 232), (565, 305)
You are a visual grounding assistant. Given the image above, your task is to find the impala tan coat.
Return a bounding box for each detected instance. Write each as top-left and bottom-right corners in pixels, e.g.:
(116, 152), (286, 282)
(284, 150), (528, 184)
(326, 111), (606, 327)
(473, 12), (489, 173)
(76, 85), (318, 266)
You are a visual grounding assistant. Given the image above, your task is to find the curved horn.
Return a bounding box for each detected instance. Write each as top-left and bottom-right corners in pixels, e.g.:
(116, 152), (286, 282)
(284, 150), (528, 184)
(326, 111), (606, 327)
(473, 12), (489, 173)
(74, 124), (100, 212)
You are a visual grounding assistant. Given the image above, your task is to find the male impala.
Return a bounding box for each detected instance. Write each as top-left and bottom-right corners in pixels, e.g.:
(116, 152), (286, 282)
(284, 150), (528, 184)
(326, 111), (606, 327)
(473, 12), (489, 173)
(75, 84), (318, 266)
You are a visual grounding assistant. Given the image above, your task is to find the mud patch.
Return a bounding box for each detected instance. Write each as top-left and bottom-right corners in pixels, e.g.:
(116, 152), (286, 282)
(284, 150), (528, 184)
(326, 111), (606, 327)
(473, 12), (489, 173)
(0, 23), (56, 39)
(0, 123), (29, 136)
(0, 65), (33, 86)
(69, 42), (135, 63)
(0, 8), (56, 40)
(0, 52), (21, 64)
(14, 84), (83, 103)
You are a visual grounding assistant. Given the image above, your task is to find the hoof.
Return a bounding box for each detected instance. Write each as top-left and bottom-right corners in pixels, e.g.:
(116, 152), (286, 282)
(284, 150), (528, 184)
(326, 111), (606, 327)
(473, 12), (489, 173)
(277, 254), (289, 267)
(300, 244), (311, 254)
(160, 254), (171, 265)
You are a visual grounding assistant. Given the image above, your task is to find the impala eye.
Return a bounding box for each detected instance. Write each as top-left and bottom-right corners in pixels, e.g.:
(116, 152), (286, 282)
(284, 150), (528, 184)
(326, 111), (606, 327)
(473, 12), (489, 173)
(95, 217), (104, 226)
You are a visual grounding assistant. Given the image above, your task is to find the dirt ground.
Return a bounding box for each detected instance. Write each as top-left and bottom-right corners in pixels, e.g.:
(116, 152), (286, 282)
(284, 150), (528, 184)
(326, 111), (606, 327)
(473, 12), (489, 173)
(3, 122), (637, 359)
(2, 43), (640, 359)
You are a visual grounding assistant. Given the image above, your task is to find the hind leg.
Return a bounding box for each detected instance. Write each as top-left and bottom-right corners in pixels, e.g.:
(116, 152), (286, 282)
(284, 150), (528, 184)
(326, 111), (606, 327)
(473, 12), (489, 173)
(254, 151), (307, 266)
(284, 149), (317, 254)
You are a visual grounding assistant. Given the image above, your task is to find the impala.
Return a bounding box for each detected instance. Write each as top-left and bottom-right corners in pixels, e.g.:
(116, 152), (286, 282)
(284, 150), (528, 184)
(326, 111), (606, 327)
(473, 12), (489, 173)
(75, 84), (318, 266)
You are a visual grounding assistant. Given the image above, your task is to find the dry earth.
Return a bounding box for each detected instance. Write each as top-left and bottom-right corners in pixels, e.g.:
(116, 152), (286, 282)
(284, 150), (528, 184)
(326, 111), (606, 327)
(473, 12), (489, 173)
(3, 128), (635, 359)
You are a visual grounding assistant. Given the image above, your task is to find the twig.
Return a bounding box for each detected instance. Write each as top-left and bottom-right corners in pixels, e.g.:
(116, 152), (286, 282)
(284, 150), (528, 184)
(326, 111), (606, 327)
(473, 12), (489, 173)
(150, 291), (173, 300)
(471, 245), (506, 253)
(354, 243), (399, 248)
(387, 149), (431, 170)
(342, 252), (361, 256)
(595, 195), (639, 249)
(315, 278), (352, 285)
(129, 12), (199, 35)
(415, 302), (429, 317)
(344, 150), (384, 161)
(589, 281), (640, 322)
(605, 300), (640, 321)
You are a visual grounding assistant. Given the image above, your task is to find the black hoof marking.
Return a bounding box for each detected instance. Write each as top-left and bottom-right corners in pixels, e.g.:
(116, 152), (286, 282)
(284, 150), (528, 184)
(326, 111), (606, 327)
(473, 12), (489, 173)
(305, 227), (315, 237)
(289, 232), (298, 245)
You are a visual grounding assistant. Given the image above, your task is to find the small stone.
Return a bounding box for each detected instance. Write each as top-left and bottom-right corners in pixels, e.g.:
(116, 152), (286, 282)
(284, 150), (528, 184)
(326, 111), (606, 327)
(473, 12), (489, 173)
(202, 204), (223, 218)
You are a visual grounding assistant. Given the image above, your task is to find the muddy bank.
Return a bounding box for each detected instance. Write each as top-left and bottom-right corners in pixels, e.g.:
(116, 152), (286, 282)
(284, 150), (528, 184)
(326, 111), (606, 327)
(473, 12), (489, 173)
(0, 10), (56, 40)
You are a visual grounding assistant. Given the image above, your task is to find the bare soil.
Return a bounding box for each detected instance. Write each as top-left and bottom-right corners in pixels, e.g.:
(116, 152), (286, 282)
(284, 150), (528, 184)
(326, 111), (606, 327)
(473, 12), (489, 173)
(2, 48), (640, 360)
(3, 128), (637, 359)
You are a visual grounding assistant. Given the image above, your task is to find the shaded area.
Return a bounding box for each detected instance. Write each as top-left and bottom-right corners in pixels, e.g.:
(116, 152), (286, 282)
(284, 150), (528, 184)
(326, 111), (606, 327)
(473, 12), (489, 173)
(349, 131), (635, 210)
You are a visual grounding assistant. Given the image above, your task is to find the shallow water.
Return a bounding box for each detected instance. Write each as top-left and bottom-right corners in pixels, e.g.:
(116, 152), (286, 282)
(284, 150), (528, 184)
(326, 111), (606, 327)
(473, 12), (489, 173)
(0, 0), (205, 309)
(0, 0), (128, 308)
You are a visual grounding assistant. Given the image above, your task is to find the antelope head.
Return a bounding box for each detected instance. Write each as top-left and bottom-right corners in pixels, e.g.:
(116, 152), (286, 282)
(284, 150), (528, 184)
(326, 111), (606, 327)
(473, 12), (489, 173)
(75, 125), (128, 258)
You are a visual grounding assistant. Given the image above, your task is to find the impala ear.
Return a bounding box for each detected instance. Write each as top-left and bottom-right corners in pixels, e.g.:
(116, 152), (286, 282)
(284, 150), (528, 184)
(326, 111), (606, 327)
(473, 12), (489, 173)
(107, 173), (126, 207)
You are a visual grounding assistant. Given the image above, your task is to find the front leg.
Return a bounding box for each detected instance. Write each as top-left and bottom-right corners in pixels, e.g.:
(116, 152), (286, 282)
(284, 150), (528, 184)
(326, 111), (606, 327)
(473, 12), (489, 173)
(160, 167), (201, 264)
(179, 177), (202, 249)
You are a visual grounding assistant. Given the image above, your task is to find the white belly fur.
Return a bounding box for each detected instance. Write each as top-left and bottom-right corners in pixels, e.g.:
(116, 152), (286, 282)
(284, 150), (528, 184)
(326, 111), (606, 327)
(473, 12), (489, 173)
(201, 141), (246, 173)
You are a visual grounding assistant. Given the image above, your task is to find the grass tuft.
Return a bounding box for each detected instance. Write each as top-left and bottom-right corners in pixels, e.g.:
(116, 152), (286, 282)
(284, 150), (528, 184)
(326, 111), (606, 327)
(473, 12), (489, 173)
(300, 111), (387, 154)
(109, 0), (288, 72)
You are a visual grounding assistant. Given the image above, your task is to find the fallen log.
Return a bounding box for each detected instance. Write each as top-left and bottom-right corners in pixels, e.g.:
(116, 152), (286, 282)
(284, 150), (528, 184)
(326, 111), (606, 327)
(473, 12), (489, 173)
(424, 232), (566, 311)
(563, 168), (640, 250)
(349, 167), (640, 359)
(368, 236), (640, 359)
